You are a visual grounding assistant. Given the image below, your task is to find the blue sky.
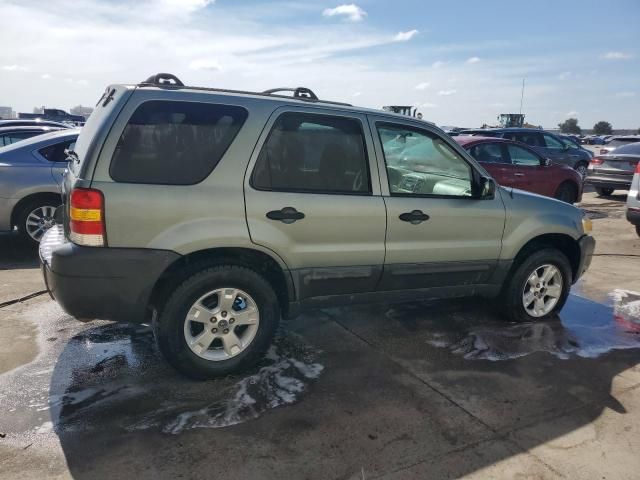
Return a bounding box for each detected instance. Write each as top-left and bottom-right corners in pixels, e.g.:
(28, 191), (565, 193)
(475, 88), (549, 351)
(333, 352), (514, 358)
(1, 0), (638, 128)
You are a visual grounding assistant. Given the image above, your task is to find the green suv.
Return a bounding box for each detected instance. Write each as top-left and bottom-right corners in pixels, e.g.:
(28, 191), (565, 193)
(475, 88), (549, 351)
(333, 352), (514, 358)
(40, 73), (595, 379)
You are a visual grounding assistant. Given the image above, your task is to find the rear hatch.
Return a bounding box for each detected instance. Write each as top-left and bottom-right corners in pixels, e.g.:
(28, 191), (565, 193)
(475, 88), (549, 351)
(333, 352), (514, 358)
(61, 85), (133, 236)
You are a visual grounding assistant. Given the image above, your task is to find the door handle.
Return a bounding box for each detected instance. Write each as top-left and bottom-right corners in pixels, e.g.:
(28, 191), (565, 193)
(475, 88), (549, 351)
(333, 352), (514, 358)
(399, 210), (430, 224)
(266, 207), (305, 224)
(513, 173), (525, 177)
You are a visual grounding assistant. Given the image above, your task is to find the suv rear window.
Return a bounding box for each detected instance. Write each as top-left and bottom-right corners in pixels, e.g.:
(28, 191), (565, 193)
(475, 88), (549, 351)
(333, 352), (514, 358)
(251, 112), (370, 194)
(110, 100), (247, 185)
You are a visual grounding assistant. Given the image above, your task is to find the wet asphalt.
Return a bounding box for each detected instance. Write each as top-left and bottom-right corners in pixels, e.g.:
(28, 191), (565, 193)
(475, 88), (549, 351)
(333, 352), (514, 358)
(1, 192), (639, 479)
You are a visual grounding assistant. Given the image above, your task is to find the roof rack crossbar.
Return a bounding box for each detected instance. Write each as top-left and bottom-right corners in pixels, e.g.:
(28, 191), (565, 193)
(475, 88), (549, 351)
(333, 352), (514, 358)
(137, 73), (351, 106)
(262, 87), (319, 101)
(141, 73), (184, 87)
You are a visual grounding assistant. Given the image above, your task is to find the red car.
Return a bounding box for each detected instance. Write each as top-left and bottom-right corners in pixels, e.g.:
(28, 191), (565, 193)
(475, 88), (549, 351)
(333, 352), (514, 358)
(455, 136), (583, 203)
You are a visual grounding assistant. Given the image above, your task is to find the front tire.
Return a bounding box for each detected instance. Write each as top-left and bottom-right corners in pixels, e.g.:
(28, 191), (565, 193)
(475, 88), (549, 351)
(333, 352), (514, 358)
(154, 264), (280, 379)
(575, 163), (588, 180)
(500, 248), (572, 323)
(595, 187), (614, 196)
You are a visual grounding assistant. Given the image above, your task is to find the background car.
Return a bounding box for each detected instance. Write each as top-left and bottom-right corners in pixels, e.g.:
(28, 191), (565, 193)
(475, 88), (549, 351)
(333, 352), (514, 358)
(460, 128), (592, 178)
(0, 125), (64, 147)
(0, 129), (79, 243)
(0, 119), (71, 129)
(599, 136), (640, 155)
(586, 142), (640, 196)
(455, 136), (583, 203)
(626, 162), (640, 236)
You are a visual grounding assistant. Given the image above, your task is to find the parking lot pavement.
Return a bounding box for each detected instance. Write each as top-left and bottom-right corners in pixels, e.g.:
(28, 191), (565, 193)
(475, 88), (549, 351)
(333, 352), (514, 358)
(0, 191), (639, 479)
(0, 233), (44, 304)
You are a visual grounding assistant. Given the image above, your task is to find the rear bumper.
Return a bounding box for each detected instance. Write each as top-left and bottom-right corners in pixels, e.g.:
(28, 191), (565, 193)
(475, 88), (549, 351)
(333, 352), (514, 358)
(575, 234), (596, 282)
(627, 207), (640, 226)
(585, 175), (632, 189)
(39, 226), (179, 323)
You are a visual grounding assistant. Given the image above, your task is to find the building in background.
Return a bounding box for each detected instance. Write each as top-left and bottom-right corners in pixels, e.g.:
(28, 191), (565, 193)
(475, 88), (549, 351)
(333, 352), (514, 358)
(70, 105), (93, 119)
(0, 106), (16, 119)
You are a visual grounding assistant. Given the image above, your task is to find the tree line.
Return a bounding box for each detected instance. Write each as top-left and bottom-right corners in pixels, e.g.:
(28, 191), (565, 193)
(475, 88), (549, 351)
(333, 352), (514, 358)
(558, 118), (639, 135)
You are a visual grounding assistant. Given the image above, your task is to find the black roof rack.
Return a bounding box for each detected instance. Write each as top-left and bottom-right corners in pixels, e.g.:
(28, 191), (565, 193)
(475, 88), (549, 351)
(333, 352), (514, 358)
(138, 73), (351, 106)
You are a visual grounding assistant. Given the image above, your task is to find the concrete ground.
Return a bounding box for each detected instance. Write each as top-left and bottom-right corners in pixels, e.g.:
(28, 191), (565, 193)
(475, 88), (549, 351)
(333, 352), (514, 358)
(0, 190), (639, 480)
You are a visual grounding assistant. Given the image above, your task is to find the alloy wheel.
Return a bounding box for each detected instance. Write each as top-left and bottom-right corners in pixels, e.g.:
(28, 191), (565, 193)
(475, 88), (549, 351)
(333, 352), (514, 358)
(183, 288), (260, 361)
(25, 205), (57, 242)
(522, 264), (563, 318)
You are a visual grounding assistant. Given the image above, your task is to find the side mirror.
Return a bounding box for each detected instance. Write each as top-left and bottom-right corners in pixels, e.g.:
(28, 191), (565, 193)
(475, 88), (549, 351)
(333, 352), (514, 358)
(543, 158), (552, 166)
(479, 177), (496, 199)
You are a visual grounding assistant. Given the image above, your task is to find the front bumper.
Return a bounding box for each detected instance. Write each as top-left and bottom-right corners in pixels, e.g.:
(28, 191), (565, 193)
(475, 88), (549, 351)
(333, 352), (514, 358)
(39, 225), (179, 323)
(575, 234), (596, 282)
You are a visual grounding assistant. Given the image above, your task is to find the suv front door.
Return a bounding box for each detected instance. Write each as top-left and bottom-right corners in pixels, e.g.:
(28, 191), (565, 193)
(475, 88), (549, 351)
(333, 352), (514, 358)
(244, 107), (386, 300)
(370, 117), (505, 291)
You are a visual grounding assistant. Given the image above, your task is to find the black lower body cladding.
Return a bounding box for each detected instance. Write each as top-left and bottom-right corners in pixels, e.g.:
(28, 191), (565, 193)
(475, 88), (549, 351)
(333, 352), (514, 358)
(41, 238), (179, 323)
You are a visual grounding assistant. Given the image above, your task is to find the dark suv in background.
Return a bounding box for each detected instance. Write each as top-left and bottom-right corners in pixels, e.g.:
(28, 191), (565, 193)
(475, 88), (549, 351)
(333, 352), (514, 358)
(460, 128), (592, 178)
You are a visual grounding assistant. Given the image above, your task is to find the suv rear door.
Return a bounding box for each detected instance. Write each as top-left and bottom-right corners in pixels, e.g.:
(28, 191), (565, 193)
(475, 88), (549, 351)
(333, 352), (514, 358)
(244, 107), (386, 300)
(370, 116), (505, 291)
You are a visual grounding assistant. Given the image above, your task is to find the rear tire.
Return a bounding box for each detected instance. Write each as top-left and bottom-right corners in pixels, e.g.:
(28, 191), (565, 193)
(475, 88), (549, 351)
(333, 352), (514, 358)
(154, 264), (280, 380)
(575, 162), (588, 180)
(500, 248), (572, 323)
(595, 187), (614, 196)
(554, 182), (578, 204)
(16, 199), (60, 245)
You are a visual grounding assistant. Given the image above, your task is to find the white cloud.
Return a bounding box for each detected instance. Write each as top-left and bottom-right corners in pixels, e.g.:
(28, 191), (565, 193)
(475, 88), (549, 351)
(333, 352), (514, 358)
(188, 59), (222, 71)
(352, 91), (362, 97)
(466, 56), (480, 64)
(41, 73), (52, 79)
(558, 71), (571, 80)
(566, 111), (578, 117)
(615, 91), (636, 97)
(2, 64), (27, 71)
(490, 102), (505, 108)
(421, 102), (437, 108)
(437, 89), (457, 96)
(414, 82), (430, 90)
(602, 51), (633, 60)
(157, 0), (214, 13)
(393, 29), (418, 42)
(322, 4), (366, 22)
(432, 61), (446, 69)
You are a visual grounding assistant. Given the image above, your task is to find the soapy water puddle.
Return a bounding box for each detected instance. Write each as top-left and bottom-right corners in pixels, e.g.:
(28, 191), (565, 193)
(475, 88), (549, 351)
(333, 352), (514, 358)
(417, 290), (640, 361)
(0, 303), (323, 441)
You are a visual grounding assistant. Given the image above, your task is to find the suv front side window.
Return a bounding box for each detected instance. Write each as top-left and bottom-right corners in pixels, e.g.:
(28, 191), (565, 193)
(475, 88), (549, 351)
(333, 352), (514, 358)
(377, 124), (473, 197)
(251, 112), (371, 194)
(513, 132), (544, 147)
(507, 144), (541, 166)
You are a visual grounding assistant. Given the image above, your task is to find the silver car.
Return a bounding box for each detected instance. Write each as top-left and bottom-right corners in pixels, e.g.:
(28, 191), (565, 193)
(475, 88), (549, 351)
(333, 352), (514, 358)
(627, 162), (640, 237)
(0, 129), (79, 243)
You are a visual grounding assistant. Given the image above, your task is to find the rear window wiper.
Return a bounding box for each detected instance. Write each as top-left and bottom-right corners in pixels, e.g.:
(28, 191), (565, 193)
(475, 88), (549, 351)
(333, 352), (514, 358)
(65, 149), (79, 163)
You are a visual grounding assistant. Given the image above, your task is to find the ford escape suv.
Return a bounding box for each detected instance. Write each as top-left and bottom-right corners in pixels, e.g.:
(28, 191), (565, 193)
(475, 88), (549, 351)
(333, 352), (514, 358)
(40, 74), (595, 379)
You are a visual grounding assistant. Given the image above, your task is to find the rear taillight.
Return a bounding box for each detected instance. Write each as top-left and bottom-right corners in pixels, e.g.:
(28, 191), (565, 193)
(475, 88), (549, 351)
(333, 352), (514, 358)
(636, 162), (640, 174)
(69, 188), (106, 246)
(590, 157), (604, 165)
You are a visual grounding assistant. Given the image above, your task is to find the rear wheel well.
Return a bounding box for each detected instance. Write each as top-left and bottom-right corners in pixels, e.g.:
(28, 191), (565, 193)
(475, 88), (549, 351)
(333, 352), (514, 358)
(148, 247), (292, 320)
(510, 234), (581, 282)
(11, 192), (62, 228)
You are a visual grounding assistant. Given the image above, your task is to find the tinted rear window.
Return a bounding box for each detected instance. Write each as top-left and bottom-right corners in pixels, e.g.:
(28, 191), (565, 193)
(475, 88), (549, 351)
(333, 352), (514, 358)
(109, 100), (247, 185)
